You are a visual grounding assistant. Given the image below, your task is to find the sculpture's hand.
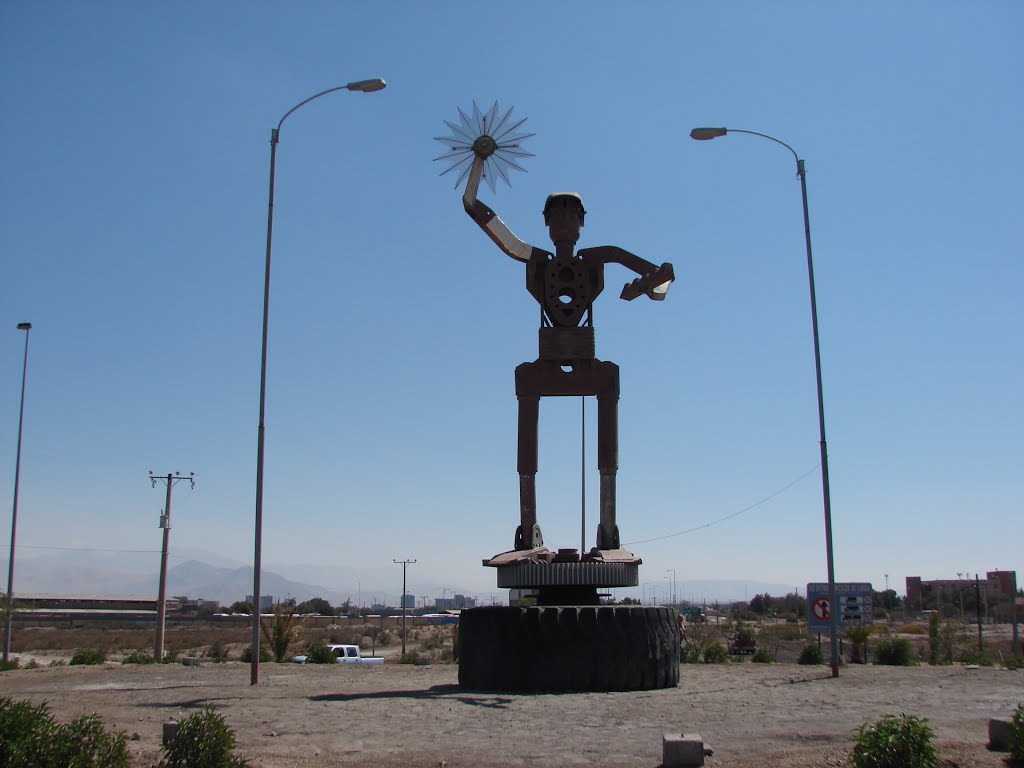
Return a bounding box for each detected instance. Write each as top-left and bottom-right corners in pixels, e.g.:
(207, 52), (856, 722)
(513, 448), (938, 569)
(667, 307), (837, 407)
(620, 262), (675, 301)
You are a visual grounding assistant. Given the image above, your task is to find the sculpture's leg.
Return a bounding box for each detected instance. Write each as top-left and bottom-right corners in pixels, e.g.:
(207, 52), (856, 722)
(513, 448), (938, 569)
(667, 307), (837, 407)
(515, 378), (543, 550)
(595, 363), (620, 550)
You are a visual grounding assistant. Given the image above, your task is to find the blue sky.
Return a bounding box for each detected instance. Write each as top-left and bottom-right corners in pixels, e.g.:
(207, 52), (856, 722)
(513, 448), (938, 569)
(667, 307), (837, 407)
(1, 2), (1021, 604)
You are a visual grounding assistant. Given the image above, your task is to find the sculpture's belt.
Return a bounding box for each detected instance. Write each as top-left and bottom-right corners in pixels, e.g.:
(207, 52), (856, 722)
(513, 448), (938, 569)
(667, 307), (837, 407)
(539, 326), (595, 361)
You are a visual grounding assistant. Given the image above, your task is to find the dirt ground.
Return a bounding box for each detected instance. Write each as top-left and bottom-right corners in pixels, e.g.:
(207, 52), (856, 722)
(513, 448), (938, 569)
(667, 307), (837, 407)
(2, 659), (1021, 767)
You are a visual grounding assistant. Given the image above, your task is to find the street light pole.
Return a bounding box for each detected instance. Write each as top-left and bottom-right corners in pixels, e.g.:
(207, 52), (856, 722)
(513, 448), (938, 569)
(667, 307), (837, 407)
(3, 323), (32, 664)
(252, 77), (386, 686)
(690, 126), (840, 678)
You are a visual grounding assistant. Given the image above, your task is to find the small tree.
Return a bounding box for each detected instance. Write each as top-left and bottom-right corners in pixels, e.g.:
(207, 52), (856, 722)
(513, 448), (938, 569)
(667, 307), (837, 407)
(295, 597), (333, 615)
(260, 603), (303, 662)
(228, 601), (253, 615)
(845, 623), (869, 664)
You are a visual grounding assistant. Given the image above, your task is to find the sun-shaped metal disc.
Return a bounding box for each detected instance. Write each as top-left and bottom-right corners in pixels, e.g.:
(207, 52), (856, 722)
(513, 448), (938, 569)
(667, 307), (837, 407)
(434, 101), (535, 194)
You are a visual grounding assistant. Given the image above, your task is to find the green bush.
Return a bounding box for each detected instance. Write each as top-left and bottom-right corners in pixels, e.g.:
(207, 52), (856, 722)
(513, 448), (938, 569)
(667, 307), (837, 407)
(703, 642), (729, 664)
(680, 646), (702, 664)
(239, 645), (272, 663)
(874, 637), (914, 666)
(398, 651), (420, 665)
(160, 705), (247, 768)
(122, 650), (157, 665)
(205, 641), (229, 662)
(751, 646), (772, 664)
(0, 658), (19, 672)
(1004, 655), (1024, 671)
(69, 648), (106, 666)
(959, 650), (993, 667)
(851, 713), (938, 768)
(0, 697), (130, 768)
(1010, 703), (1024, 761)
(798, 643), (824, 665)
(305, 642), (337, 664)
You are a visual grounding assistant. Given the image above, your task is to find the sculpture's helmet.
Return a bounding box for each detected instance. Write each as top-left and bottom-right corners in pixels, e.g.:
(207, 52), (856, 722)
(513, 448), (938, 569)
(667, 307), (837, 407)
(543, 193), (586, 244)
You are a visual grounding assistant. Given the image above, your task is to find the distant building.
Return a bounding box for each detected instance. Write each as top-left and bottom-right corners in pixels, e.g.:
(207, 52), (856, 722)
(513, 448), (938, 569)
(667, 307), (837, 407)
(435, 594), (476, 610)
(401, 594), (416, 610)
(11, 594), (180, 612)
(905, 570), (1017, 615)
(245, 594), (274, 610)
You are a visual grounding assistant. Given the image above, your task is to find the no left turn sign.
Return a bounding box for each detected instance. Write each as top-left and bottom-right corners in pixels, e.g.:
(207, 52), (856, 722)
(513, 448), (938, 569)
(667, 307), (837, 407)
(812, 597), (831, 620)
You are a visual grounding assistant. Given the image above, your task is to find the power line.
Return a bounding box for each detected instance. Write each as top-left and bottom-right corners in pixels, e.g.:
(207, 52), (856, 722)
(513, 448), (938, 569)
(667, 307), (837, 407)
(624, 464), (820, 546)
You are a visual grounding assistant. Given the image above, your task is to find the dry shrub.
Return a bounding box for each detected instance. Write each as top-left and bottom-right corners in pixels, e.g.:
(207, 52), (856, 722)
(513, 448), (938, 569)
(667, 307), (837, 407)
(11, 625), (251, 655)
(896, 623), (927, 635)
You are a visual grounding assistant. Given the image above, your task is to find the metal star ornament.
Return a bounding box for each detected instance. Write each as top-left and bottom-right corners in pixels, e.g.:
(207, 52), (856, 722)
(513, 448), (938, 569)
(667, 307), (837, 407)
(434, 101), (535, 193)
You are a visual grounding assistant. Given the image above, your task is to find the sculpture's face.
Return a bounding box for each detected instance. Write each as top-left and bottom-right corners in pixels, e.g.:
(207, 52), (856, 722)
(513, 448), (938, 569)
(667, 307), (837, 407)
(543, 194), (585, 245)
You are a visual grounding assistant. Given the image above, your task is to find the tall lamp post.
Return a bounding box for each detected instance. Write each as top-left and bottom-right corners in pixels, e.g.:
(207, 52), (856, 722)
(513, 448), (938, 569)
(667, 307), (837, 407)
(690, 127), (839, 678)
(3, 322), (32, 664)
(252, 78), (386, 686)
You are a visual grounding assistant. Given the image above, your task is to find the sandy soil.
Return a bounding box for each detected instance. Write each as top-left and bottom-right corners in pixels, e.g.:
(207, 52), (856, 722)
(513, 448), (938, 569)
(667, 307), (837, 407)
(1, 660), (1020, 767)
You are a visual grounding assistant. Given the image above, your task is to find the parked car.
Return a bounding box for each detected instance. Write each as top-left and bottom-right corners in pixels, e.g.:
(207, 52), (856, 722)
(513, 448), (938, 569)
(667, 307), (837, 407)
(291, 644), (384, 665)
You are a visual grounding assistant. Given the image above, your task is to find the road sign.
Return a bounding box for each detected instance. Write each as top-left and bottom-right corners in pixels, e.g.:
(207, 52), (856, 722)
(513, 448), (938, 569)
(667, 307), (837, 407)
(812, 597), (831, 621)
(807, 582), (873, 633)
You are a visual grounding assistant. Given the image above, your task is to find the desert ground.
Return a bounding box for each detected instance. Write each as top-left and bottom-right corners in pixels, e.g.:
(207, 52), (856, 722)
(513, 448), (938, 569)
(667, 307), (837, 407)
(2, 654), (1021, 767)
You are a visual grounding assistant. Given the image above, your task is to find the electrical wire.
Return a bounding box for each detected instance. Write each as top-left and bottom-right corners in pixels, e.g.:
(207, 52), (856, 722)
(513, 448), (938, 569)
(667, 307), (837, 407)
(624, 463), (821, 546)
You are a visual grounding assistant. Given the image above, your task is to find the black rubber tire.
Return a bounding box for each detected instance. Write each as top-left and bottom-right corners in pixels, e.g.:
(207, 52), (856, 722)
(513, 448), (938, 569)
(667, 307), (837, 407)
(458, 605), (680, 692)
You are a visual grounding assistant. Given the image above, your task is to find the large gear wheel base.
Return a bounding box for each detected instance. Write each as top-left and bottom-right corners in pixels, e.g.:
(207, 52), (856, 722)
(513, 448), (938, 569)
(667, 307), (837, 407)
(458, 605), (680, 692)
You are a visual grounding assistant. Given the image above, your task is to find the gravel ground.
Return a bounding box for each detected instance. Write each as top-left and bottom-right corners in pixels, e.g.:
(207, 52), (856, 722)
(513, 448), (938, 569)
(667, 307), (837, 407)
(1, 660), (1021, 767)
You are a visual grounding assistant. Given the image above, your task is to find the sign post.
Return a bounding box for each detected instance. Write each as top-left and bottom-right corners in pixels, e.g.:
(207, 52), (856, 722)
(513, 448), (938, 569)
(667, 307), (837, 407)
(807, 582), (873, 635)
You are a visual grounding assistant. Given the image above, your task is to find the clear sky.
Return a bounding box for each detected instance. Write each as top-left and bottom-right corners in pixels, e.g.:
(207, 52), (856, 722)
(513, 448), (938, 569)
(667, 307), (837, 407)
(1, 1), (1021, 604)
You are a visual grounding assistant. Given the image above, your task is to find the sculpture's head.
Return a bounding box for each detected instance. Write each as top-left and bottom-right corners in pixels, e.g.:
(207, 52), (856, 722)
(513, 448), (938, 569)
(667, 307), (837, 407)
(543, 193), (586, 245)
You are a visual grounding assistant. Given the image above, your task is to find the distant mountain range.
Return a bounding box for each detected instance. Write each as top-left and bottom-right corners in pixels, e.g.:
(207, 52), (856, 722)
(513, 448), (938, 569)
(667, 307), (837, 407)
(3, 549), (803, 606)
(2, 553), (356, 606)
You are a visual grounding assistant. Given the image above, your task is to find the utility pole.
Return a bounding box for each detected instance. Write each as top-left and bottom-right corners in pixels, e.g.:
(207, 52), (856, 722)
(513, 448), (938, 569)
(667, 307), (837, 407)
(1008, 571), (1021, 657)
(974, 574), (984, 653)
(149, 471), (194, 660)
(393, 559), (416, 655)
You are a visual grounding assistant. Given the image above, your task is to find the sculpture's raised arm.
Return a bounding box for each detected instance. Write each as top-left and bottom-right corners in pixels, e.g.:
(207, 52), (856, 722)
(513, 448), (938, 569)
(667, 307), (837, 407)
(462, 152), (548, 264)
(578, 246), (675, 301)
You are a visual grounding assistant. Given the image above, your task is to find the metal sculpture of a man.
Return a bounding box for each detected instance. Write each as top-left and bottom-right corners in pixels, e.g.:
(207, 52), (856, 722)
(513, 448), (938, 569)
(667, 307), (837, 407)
(436, 102), (674, 554)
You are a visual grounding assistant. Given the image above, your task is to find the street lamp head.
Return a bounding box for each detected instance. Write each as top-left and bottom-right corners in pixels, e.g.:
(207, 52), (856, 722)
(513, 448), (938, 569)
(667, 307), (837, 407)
(346, 78), (387, 93)
(16, 323), (31, 331)
(690, 127), (727, 141)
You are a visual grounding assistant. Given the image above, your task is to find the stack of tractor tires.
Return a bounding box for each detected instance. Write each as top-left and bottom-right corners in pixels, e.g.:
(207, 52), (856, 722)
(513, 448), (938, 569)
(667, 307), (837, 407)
(458, 605), (679, 692)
